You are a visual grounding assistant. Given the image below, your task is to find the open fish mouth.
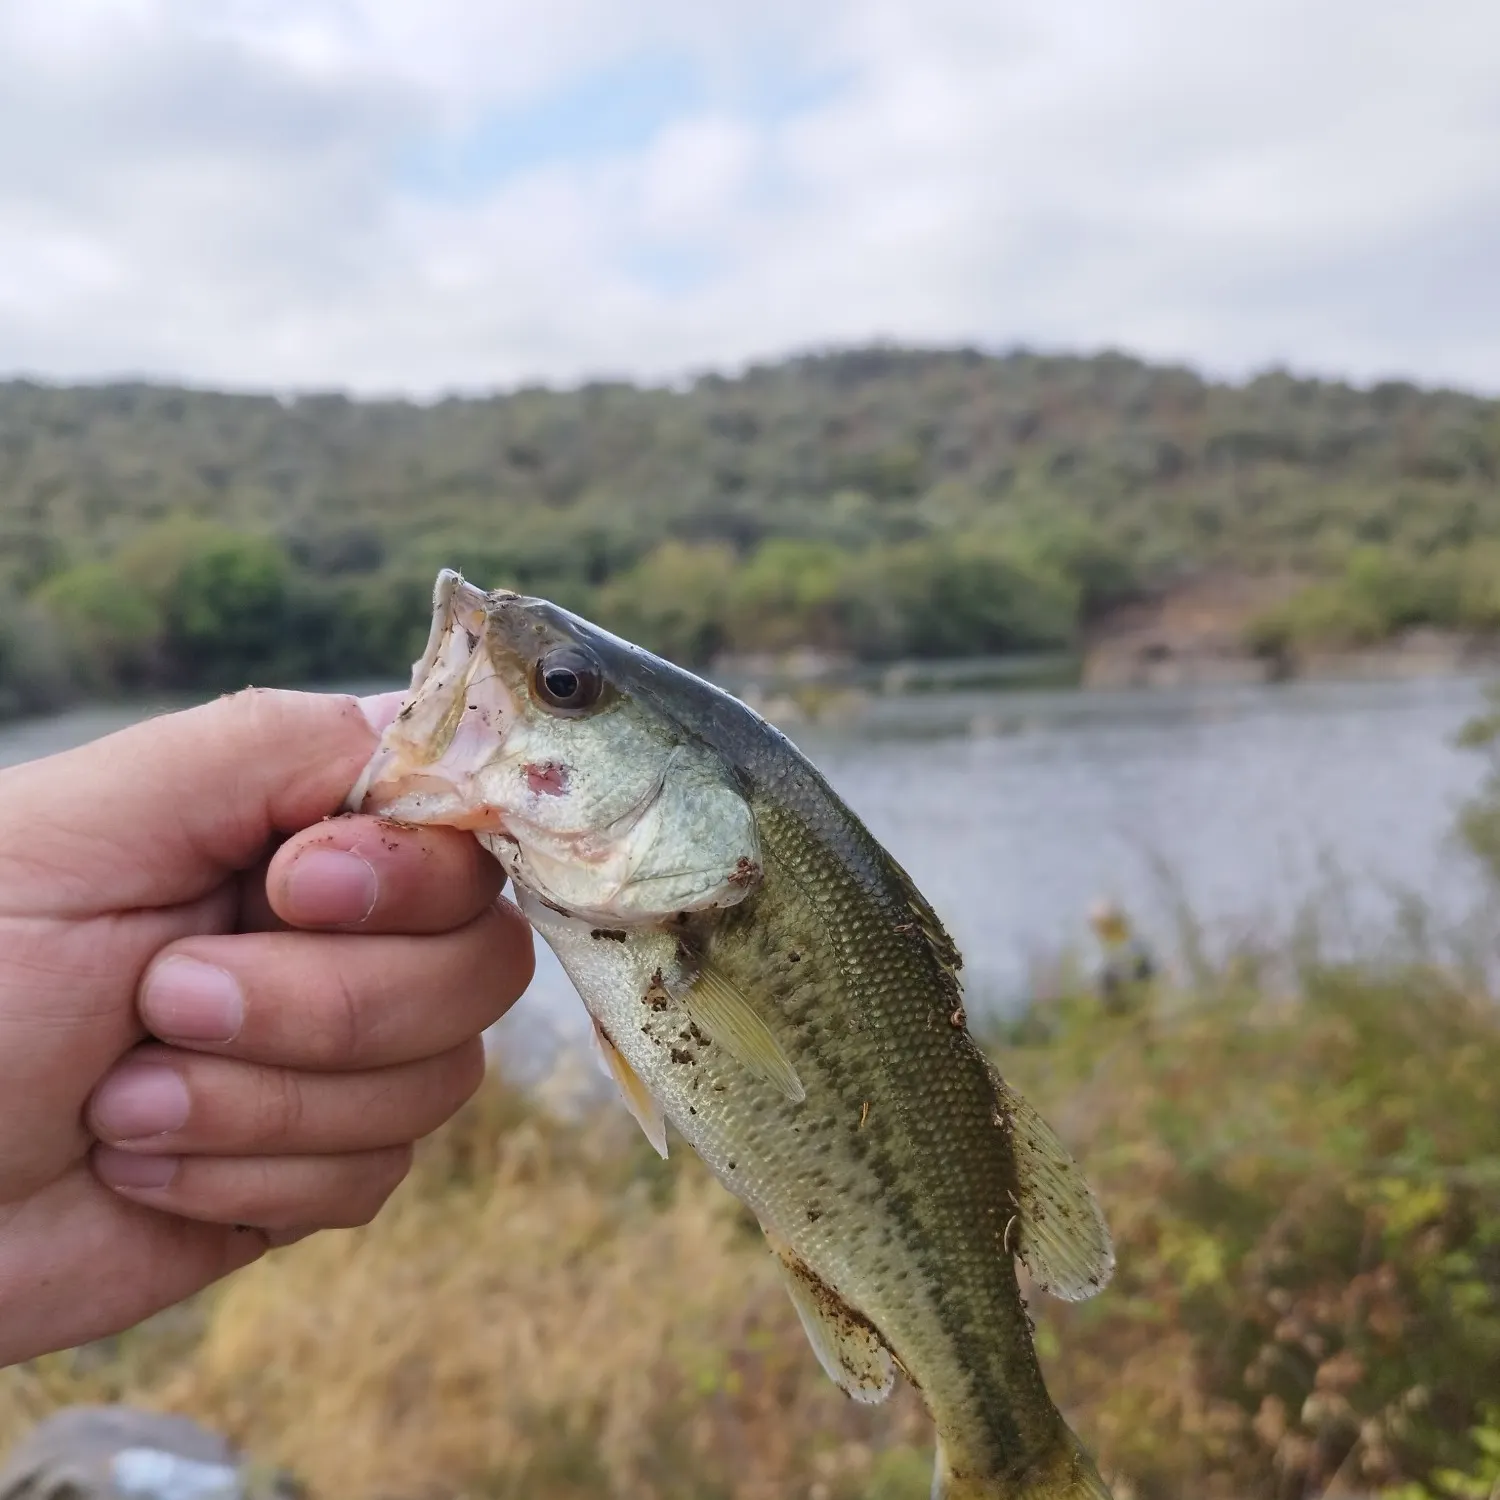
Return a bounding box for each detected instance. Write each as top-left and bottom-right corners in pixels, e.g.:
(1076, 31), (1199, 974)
(347, 569), (520, 829)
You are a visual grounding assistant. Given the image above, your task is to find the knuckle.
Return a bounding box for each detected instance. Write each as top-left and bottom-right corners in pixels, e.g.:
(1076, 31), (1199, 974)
(333, 1147), (412, 1228)
(171, 1155), (274, 1220)
(246, 1155), (285, 1205)
(308, 957), (371, 1065)
(373, 1142), (414, 1195)
(450, 1041), (488, 1108)
(254, 1067), (306, 1147)
(476, 904), (536, 1002)
(214, 686), (290, 746)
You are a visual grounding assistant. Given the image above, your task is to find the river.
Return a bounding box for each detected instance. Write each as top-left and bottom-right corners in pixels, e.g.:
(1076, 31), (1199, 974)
(2, 675), (1494, 1074)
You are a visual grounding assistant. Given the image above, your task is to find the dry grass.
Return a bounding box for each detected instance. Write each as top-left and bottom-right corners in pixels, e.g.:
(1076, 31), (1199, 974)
(4, 956), (1497, 1500)
(3, 1080), (930, 1500)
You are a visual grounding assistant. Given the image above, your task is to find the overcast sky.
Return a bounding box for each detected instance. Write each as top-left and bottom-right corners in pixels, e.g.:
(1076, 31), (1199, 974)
(1, 0), (1497, 396)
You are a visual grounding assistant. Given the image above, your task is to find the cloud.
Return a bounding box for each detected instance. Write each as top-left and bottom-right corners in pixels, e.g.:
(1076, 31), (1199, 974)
(0, 0), (1496, 394)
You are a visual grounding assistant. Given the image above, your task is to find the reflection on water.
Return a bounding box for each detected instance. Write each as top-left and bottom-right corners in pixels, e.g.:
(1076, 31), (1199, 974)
(2, 675), (1492, 1069)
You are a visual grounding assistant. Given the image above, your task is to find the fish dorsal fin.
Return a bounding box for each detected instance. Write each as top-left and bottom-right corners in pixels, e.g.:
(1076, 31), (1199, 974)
(987, 1061), (1114, 1302)
(765, 1231), (894, 1404)
(680, 959), (806, 1102)
(884, 855), (964, 983)
(590, 1019), (669, 1159)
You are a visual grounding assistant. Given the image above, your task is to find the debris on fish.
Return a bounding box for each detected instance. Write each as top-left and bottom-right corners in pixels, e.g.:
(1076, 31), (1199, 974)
(351, 569), (1116, 1500)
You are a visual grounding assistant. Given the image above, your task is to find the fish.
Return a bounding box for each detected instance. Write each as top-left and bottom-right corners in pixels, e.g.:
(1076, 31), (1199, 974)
(348, 569), (1116, 1500)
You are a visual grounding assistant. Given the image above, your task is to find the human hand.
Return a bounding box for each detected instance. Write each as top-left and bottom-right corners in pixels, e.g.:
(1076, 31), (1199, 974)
(0, 689), (533, 1366)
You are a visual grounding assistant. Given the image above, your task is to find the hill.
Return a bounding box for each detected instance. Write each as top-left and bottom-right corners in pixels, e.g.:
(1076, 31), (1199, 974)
(2, 346), (1499, 711)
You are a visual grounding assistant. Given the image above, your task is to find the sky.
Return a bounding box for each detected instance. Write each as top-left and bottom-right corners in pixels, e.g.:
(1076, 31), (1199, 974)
(1, 0), (1498, 396)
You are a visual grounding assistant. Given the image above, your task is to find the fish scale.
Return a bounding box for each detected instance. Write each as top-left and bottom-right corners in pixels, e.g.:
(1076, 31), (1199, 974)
(355, 569), (1117, 1500)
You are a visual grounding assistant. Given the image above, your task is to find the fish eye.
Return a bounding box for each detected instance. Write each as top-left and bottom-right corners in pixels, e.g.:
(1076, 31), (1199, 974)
(533, 647), (605, 713)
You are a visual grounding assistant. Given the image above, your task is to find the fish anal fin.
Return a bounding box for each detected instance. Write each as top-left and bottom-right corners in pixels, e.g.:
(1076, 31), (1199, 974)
(986, 1061), (1114, 1302)
(680, 960), (806, 1102)
(591, 1019), (668, 1159)
(765, 1232), (894, 1405)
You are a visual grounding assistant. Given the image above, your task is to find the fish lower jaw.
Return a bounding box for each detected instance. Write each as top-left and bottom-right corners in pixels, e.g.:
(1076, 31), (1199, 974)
(507, 874), (654, 935)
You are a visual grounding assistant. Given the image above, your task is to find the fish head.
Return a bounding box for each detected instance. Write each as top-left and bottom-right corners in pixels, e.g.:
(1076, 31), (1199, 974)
(351, 570), (762, 924)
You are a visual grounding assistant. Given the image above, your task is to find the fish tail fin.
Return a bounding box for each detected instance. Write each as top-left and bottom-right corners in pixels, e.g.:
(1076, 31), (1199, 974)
(931, 1428), (1113, 1500)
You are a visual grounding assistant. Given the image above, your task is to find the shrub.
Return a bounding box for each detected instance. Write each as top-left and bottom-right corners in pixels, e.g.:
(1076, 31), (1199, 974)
(0, 591), (72, 719)
(833, 537), (1079, 660)
(593, 542), (739, 666)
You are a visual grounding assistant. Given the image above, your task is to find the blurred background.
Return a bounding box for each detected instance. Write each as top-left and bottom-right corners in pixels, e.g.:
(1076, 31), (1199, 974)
(2, 3), (1499, 1498)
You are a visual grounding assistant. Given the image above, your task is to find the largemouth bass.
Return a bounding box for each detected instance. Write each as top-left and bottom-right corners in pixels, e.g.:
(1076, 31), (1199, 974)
(350, 570), (1116, 1500)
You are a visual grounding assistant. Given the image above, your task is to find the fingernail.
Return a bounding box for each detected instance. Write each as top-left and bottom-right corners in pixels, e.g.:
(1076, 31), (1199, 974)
(357, 691), (406, 735)
(94, 1145), (179, 1191)
(140, 957), (244, 1043)
(91, 1062), (191, 1141)
(283, 849), (379, 926)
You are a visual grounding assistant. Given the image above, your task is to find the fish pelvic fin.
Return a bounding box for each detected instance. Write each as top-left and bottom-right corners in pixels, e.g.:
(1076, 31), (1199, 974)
(590, 1019), (669, 1158)
(985, 1061), (1114, 1302)
(765, 1231), (895, 1404)
(931, 1429), (1113, 1500)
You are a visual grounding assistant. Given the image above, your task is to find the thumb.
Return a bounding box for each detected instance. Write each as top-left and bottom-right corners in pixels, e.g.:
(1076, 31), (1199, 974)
(0, 688), (400, 917)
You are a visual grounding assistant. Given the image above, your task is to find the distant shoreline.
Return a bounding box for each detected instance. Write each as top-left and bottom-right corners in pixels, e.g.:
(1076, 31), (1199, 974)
(709, 622), (1500, 728)
(1077, 569), (1500, 691)
(4, 634), (1496, 736)
(712, 564), (1500, 703)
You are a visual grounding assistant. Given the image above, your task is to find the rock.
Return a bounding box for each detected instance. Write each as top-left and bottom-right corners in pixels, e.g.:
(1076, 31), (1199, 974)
(0, 1408), (296, 1500)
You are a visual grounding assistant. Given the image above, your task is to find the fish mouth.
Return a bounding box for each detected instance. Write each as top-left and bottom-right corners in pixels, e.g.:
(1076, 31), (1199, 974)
(346, 569), (521, 827)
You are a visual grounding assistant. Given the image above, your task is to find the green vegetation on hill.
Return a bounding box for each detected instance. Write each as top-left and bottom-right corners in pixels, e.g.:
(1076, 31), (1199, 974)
(2, 347), (1498, 710)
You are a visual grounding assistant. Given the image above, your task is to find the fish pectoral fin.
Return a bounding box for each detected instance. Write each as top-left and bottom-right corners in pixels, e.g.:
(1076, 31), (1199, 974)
(590, 1019), (669, 1159)
(766, 1233), (894, 1405)
(987, 1062), (1115, 1302)
(680, 960), (806, 1102)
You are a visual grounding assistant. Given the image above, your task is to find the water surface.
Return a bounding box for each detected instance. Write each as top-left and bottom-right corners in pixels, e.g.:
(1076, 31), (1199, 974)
(3, 675), (1491, 1069)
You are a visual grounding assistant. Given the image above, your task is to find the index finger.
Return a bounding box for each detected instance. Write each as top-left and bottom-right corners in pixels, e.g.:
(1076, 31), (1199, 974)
(0, 689), (382, 917)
